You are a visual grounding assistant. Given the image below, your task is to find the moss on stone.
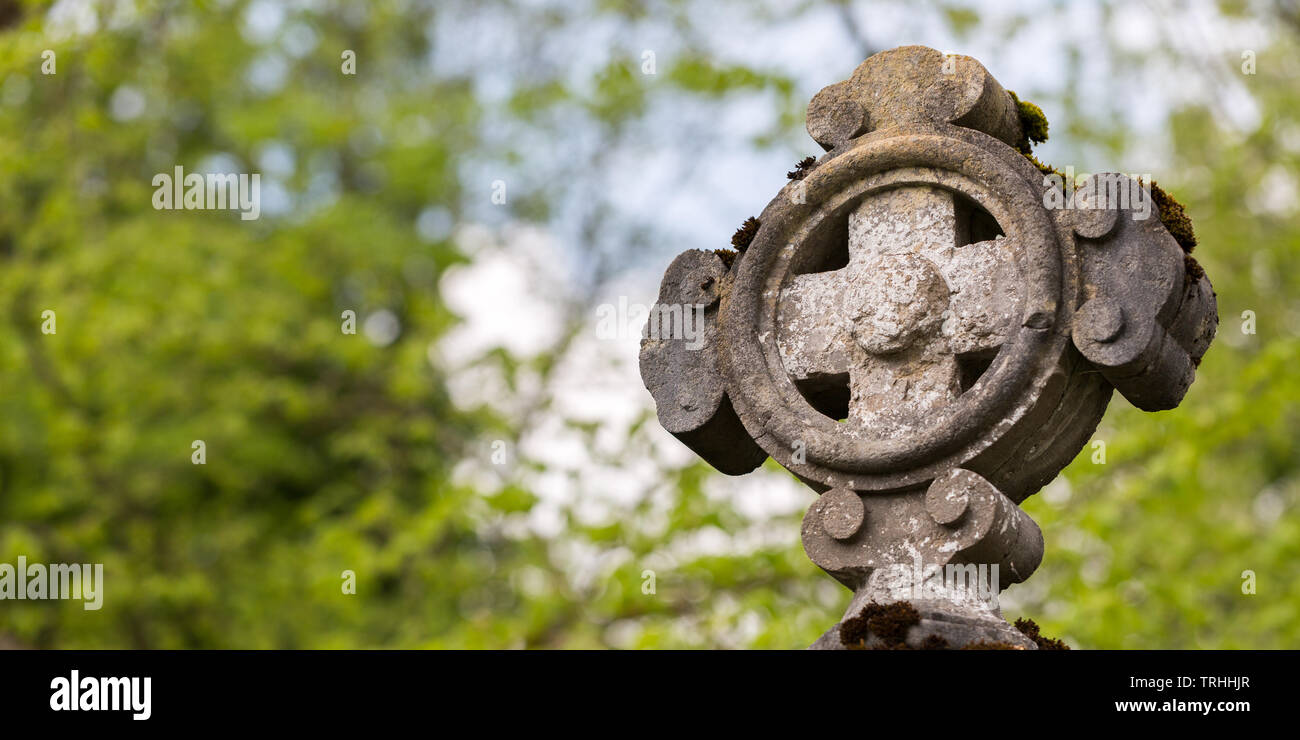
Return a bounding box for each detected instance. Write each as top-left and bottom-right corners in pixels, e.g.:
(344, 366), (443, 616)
(837, 603), (1068, 650)
(1014, 617), (1070, 650)
(731, 216), (760, 251)
(1005, 95), (1200, 259)
(1025, 151), (1072, 183)
(1024, 167), (1199, 259)
(786, 156), (817, 181)
(1149, 181), (1198, 254)
(713, 248), (737, 269)
(919, 634), (950, 650)
(840, 601), (921, 649)
(961, 640), (1021, 650)
(1008, 90), (1049, 154)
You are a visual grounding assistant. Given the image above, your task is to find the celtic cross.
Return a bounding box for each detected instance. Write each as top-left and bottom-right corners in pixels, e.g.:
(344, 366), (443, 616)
(640, 46), (1218, 649)
(779, 186), (1016, 435)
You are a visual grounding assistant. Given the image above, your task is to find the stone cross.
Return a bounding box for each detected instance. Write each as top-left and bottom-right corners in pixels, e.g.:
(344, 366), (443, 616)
(640, 46), (1218, 649)
(779, 186), (1016, 436)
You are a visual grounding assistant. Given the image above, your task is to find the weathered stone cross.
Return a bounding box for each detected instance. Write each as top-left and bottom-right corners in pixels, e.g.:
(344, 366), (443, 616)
(778, 186), (1016, 436)
(640, 45), (1218, 649)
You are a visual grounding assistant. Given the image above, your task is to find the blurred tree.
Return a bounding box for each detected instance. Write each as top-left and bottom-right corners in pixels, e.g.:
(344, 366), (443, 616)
(0, 0), (809, 648)
(0, 0), (494, 647)
(1013, 2), (1300, 648)
(0, 0), (1294, 650)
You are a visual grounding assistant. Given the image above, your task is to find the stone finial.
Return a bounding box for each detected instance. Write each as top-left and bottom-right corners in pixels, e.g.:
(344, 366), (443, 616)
(639, 46), (1217, 649)
(806, 46), (1022, 150)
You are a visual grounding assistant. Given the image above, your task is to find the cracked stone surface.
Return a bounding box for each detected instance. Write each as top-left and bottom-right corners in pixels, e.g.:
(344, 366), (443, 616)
(638, 45), (1219, 649)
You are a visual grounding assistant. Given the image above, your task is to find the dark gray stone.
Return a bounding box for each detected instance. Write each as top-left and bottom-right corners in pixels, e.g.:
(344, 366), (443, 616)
(639, 249), (766, 475)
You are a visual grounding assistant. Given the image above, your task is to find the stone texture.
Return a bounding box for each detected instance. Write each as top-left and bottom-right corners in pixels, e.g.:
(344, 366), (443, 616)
(639, 45), (1218, 649)
(638, 250), (766, 475)
(776, 185), (1018, 440)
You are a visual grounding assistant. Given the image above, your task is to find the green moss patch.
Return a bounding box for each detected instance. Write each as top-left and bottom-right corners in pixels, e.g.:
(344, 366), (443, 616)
(1008, 90), (1049, 154)
(1150, 181), (1198, 253)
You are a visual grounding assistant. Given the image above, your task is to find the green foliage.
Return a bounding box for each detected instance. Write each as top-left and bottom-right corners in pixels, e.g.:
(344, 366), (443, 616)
(0, 0), (1295, 651)
(0, 0), (489, 647)
(1010, 27), (1300, 649)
